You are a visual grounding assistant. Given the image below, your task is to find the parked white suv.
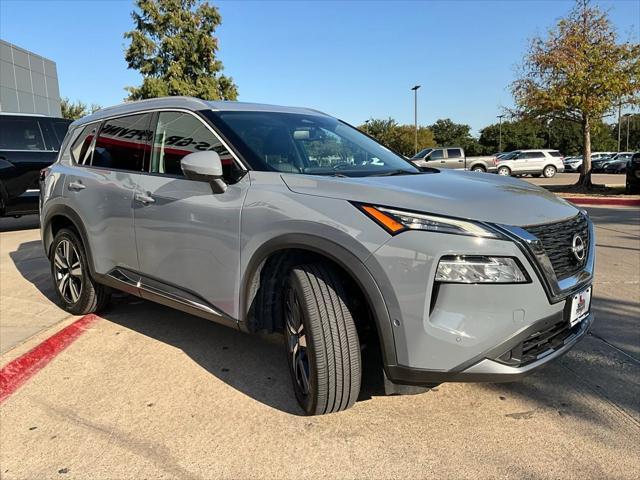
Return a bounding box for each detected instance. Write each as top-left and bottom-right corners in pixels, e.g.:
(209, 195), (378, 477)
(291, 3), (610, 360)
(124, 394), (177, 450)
(496, 150), (565, 178)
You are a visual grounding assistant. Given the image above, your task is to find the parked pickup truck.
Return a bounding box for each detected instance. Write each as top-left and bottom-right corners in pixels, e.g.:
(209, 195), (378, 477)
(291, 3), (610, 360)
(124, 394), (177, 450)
(410, 147), (497, 172)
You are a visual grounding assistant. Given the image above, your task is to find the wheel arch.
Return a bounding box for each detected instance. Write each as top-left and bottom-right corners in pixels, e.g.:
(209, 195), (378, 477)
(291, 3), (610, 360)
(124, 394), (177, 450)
(240, 233), (398, 368)
(42, 204), (96, 276)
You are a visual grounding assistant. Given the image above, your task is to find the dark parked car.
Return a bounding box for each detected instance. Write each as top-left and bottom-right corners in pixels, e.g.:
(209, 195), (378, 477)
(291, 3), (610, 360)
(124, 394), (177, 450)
(626, 152), (640, 193)
(603, 158), (630, 174)
(0, 113), (71, 217)
(593, 152), (633, 173)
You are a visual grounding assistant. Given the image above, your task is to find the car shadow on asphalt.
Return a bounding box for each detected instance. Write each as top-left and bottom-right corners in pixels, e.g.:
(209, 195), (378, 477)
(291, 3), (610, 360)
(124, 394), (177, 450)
(9, 240), (387, 416)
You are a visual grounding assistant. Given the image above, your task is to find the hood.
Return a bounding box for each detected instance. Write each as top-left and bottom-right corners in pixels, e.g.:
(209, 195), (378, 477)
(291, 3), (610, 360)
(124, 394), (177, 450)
(281, 169), (578, 227)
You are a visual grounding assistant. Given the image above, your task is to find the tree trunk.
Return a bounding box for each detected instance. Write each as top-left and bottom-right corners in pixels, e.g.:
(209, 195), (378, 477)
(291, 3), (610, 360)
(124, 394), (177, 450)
(578, 114), (592, 188)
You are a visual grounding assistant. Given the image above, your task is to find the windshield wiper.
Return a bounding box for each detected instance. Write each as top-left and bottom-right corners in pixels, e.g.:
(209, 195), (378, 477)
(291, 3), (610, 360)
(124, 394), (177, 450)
(369, 169), (419, 177)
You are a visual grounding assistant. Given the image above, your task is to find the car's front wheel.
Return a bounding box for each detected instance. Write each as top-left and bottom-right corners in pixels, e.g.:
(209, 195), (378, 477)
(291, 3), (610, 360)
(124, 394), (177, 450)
(284, 264), (361, 415)
(497, 166), (511, 176)
(50, 228), (110, 315)
(543, 165), (557, 178)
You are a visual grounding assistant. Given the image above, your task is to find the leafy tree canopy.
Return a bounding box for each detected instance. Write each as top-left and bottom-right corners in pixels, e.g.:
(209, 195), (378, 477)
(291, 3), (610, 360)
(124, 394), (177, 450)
(511, 0), (639, 185)
(60, 98), (101, 120)
(124, 0), (238, 101)
(360, 118), (436, 157)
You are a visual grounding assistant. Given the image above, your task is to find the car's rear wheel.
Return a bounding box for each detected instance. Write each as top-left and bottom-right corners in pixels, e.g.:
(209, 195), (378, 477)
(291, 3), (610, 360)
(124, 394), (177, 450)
(471, 165), (486, 173)
(497, 166), (511, 176)
(284, 264), (361, 415)
(50, 228), (110, 315)
(543, 165), (557, 178)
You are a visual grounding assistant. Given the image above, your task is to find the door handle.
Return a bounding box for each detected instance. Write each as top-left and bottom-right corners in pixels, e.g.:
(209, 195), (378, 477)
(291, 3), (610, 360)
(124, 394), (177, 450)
(134, 193), (155, 205)
(440, 160), (446, 163)
(458, 159), (463, 162)
(68, 181), (86, 191)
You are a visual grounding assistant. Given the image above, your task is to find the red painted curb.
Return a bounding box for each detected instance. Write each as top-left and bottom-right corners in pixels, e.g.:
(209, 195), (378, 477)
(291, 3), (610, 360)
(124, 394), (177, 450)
(0, 314), (98, 404)
(563, 197), (640, 206)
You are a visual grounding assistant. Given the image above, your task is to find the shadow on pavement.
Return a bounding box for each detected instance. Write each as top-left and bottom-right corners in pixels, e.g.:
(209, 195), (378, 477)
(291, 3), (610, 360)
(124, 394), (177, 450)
(9, 240), (386, 416)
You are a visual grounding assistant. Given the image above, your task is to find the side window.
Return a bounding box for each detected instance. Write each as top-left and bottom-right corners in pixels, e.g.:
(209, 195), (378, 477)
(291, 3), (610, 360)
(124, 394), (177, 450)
(92, 114), (152, 171)
(0, 116), (46, 150)
(430, 149), (445, 160)
(151, 111), (238, 179)
(70, 122), (100, 165)
(52, 120), (72, 148)
(447, 148), (462, 159)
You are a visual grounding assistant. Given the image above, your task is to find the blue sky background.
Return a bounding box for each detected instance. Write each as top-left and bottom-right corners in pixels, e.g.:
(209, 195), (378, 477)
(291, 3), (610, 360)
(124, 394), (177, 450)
(1, 0), (638, 133)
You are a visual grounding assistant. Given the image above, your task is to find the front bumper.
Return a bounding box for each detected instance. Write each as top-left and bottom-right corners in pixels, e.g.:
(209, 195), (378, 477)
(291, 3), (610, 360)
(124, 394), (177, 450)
(366, 215), (594, 386)
(386, 311), (593, 385)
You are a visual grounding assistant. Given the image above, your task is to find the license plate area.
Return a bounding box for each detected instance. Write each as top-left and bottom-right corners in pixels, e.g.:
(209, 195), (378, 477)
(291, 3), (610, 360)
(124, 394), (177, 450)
(567, 286), (591, 327)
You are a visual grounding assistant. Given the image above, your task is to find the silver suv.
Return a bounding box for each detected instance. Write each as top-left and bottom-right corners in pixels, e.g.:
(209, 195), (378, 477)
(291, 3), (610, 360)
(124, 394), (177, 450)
(40, 97), (594, 415)
(496, 149), (565, 177)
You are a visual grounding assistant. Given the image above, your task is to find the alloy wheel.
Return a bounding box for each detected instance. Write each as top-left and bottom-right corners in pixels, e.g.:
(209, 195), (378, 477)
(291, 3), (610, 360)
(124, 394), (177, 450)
(53, 239), (83, 303)
(285, 286), (310, 396)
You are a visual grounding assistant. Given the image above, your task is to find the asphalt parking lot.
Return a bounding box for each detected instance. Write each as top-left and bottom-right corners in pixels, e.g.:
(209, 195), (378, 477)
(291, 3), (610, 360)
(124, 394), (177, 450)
(1, 205), (639, 479)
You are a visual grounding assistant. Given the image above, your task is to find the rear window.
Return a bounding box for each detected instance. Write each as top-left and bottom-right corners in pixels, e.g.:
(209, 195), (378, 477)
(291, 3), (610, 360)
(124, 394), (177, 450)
(92, 114), (152, 171)
(549, 151), (563, 157)
(0, 116), (46, 150)
(447, 148), (463, 159)
(70, 122), (100, 165)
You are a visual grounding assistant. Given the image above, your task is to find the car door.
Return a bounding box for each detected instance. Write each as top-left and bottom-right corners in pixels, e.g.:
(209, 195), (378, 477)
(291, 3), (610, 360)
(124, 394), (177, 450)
(526, 151), (546, 172)
(424, 148), (446, 168)
(445, 148), (465, 169)
(133, 110), (249, 320)
(63, 113), (153, 274)
(0, 115), (58, 214)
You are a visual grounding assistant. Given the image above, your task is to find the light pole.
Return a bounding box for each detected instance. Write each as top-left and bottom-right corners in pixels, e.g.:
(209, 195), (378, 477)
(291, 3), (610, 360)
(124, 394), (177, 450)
(624, 113), (631, 151)
(364, 119), (370, 134)
(411, 85), (421, 155)
(617, 101), (622, 152)
(497, 114), (505, 152)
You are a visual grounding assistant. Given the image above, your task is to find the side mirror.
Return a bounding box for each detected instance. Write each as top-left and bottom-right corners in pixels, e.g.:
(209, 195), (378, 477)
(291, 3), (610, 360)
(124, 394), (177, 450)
(181, 151), (227, 194)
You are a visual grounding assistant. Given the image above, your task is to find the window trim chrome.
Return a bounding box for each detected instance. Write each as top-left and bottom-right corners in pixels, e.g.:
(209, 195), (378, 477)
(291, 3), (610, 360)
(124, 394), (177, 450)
(69, 108), (247, 174)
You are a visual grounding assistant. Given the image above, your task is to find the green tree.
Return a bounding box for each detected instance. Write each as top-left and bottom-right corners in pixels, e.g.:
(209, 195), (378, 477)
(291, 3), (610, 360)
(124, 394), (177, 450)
(479, 119), (546, 153)
(512, 0), (640, 187)
(428, 118), (473, 147)
(124, 0), (238, 101)
(60, 98), (101, 120)
(360, 118), (435, 157)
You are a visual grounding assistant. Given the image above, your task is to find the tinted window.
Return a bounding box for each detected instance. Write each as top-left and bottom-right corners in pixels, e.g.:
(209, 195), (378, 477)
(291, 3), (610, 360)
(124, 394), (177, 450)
(447, 148), (462, 159)
(549, 151), (563, 157)
(0, 116), (46, 150)
(430, 149), (445, 160)
(523, 152), (543, 159)
(52, 119), (72, 147)
(151, 111), (237, 178)
(70, 122), (100, 165)
(92, 114), (152, 171)
(411, 148), (432, 159)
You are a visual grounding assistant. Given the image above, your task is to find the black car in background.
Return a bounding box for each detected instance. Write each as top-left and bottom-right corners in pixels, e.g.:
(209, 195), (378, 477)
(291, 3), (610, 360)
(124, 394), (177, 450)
(626, 152), (640, 194)
(0, 113), (71, 217)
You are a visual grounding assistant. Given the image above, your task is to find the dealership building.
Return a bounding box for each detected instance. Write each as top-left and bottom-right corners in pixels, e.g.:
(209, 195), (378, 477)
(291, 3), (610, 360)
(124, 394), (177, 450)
(0, 39), (62, 117)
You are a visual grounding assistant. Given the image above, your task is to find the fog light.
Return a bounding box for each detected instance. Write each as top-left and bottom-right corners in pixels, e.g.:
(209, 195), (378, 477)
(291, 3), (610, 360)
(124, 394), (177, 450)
(435, 256), (529, 284)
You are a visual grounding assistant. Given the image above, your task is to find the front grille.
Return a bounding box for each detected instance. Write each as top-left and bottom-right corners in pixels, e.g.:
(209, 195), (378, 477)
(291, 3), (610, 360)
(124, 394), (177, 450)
(525, 214), (589, 280)
(497, 318), (580, 366)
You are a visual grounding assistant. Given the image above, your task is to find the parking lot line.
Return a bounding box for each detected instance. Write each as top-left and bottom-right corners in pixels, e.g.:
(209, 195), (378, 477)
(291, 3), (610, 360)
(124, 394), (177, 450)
(0, 314), (98, 404)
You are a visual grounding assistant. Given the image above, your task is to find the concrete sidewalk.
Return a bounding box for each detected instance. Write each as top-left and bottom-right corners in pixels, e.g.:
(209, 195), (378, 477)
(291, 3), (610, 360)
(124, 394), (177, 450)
(0, 209), (638, 479)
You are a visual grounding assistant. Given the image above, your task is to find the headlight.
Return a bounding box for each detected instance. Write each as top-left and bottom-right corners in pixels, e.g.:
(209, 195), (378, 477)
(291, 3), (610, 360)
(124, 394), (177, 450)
(356, 204), (502, 238)
(436, 256), (530, 284)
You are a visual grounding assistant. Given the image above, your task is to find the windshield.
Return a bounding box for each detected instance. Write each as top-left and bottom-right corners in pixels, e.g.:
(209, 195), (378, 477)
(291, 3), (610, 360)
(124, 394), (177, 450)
(205, 111), (419, 177)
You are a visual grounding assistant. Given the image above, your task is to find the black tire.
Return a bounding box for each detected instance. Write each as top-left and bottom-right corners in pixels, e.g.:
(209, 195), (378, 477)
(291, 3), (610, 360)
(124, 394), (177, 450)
(497, 166), (511, 176)
(471, 165), (486, 173)
(284, 264), (361, 415)
(532, 173), (542, 178)
(50, 228), (110, 315)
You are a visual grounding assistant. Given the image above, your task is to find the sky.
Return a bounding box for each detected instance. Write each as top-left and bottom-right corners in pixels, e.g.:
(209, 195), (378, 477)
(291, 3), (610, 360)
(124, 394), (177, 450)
(1, 0), (638, 133)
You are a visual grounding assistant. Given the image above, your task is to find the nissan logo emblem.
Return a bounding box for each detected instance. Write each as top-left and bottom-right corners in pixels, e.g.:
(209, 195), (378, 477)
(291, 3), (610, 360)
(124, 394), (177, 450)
(571, 234), (586, 262)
